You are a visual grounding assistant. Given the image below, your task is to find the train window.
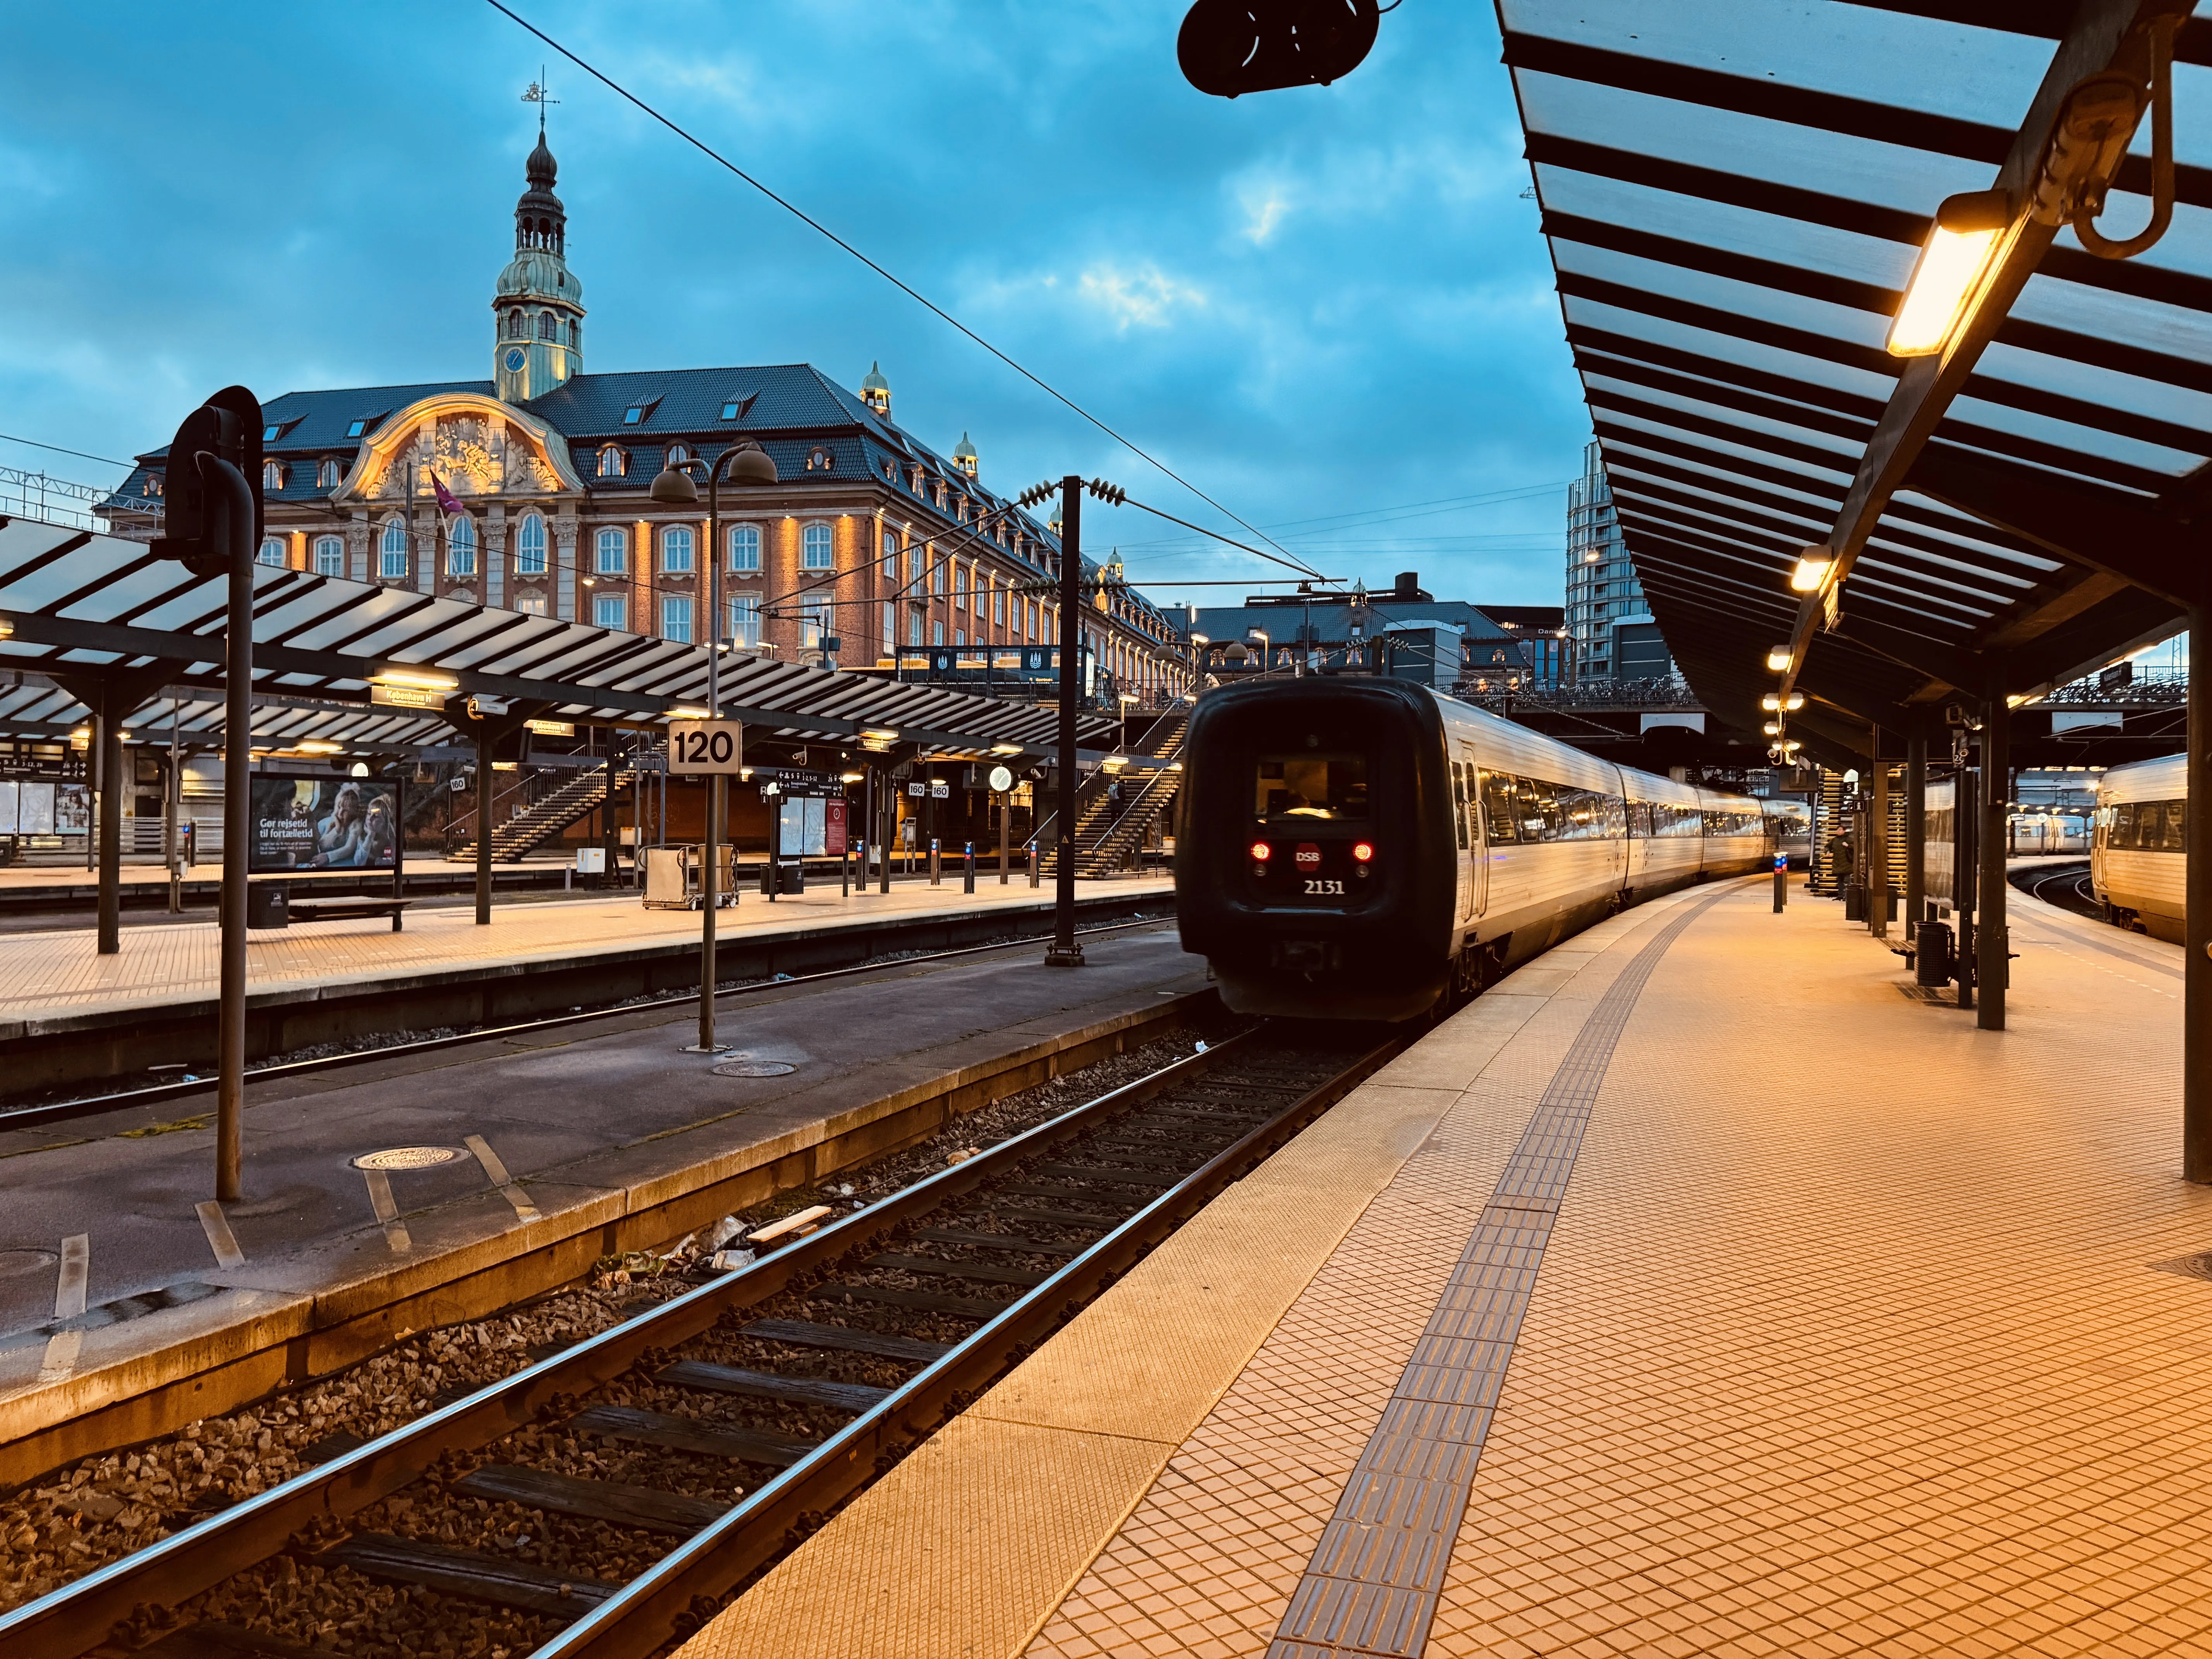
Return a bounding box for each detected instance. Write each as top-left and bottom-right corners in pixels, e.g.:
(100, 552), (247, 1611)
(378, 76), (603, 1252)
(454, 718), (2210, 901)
(1480, 771), (1518, 843)
(1517, 776), (1556, 840)
(1449, 763), (1469, 851)
(1254, 754), (1367, 821)
(2162, 798), (2187, 852)
(2112, 801), (2138, 849)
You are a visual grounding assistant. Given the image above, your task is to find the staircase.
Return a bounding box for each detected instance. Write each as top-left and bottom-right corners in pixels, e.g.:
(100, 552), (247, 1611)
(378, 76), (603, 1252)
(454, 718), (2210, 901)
(449, 770), (635, 864)
(1037, 706), (1188, 878)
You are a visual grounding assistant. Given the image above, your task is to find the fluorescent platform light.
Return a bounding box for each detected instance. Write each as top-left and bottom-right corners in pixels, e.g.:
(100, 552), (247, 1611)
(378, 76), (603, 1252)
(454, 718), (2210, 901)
(669, 706), (713, 720)
(1789, 552), (1832, 593)
(373, 667), (459, 691)
(1765, 646), (1793, 673)
(1887, 215), (2002, 357)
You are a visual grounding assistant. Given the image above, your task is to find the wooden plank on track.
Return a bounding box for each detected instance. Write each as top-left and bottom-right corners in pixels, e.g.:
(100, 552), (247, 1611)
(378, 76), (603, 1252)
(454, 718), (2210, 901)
(570, 1403), (820, 1468)
(655, 1360), (890, 1414)
(864, 1254), (1051, 1288)
(318, 1532), (618, 1618)
(452, 1462), (726, 1536)
(739, 1316), (954, 1363)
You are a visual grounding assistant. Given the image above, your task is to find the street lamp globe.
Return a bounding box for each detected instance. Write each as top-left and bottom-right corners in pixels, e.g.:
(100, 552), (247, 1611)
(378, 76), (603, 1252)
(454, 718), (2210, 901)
(649, 464), (699, 505)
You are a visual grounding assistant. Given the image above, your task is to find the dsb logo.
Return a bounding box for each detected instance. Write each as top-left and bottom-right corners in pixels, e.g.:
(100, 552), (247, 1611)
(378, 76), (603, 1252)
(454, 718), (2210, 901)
(1294, 843), (1323, 868)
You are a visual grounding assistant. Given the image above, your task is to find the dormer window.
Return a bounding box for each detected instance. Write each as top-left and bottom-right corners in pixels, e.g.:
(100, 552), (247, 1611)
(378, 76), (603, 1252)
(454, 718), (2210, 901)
(145, 472), (164, 497)
(317, 458), (343, 489)
(667, 443), (694, 466)
(622, 395), (663, 426)
(262, 460), (287, 491)
(807, 448), (833, 472)
(719, 392), (758, 422)
(598, 444), (629, 478)
(345, 412), (387, 440)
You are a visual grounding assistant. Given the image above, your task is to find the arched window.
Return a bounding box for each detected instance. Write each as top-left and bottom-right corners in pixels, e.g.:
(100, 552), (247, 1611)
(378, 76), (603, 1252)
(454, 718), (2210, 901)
(597, 445), (627, 478)
(729, 524), (761, 572)
(595, 527), (627, 574)
(317, 458), (343, 489)
(146, 472), (165, 497)
(507, 308), (524, 339)
(662, 525), (694, 574)
(314, 535), (344, 577)
(257, 537), (286, 568)
(261, 460), (285, 491)
(380, 519), (409, 579)
(666, 443), (692, 466)
(953, 564), (967, 608)
(807, 447), (833, 472)
(802, 523), (833, 570)
(881, 528), (899, 568)
(516, 513), (547, 576)
(567, 318), (580, 348)
(537, 311), (557, 341)
(447, 517), (477, 577)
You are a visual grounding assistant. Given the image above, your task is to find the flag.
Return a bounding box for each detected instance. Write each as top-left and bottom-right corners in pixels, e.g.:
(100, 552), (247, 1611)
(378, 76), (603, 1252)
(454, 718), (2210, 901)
(429, 471), (466, 517)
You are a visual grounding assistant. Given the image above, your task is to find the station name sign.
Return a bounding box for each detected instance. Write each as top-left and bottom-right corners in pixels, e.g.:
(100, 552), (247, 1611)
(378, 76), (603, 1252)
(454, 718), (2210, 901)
(370, 684), (446, 711)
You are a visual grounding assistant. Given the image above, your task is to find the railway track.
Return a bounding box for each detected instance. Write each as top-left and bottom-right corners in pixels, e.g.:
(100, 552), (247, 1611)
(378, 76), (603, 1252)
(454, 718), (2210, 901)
(0, 911), (1175, 1132)
(3, 1024), (1399, 1659)
(2011, 860), (2100, 921)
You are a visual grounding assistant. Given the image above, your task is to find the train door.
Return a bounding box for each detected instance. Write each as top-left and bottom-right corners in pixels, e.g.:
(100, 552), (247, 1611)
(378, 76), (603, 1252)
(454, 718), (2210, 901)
(1458, 741), (1484, 920)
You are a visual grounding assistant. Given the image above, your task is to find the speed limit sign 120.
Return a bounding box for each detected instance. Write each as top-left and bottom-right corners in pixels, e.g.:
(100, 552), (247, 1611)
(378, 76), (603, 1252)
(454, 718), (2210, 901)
(668, 719), (745, 774)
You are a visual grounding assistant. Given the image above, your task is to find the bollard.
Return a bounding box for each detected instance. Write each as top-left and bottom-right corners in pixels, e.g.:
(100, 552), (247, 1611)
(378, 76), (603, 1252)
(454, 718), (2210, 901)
(964, 840), (975, 894)
(1029, 839), (1040, 888)
(930, 836), (941, 886)
(842, 843), (851, 897)
(1772, 852), (1787, 913)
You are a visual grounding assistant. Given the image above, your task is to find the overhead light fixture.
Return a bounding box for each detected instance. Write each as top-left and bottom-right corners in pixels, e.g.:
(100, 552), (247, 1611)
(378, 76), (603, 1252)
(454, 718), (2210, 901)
(839, 770), (865, 783)
(1765, 646), (1793, 673)
(0, 615), (13, 640)
(861, 726), (900, 741)
(296, 740), (343, 755)
(1887, 189), (2008, 357)
(373, 667), (459, 692)
(669, 705), (713, 720)
(1763, 721), (1783, 737)
(1789, 550), (1832, 593)
(989, 743), (1024, 755)
(1759, 691), (1807, 712)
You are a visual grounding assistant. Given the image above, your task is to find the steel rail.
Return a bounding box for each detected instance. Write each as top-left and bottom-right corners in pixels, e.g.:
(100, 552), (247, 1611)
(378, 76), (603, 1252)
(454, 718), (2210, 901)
(0, 908), (1176, 1132)
(0, 1024), (1401, 1659)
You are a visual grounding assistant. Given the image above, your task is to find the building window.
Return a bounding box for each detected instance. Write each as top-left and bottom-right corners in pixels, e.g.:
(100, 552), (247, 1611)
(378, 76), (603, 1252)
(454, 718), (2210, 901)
(909, 610), (924, 647)
(729, 523), (761, 571)
(447, 517), (477, 576)
(512, 592), (546, 616)
(807, 447), (833, 472)
(661, 596), (693, 642)
(1024, 600), (1036, 639)
(257, 536), (285, 568)
(380, 519), (409, 579)
(506, 308), (524, 338)
(993, 585), (1004, 626)
(955, 630), (965, 649)
(663, 525), (694, 573)
(596, 527), (627, 575)
(667, 443), (692, 466)
(802, 522), (833, 570)
(906, 544), (923, 586)
(597, 445), (627, 478)
(317, 458), (343, 489)
(517, 513), (547, 575)
(930, 556), (943, 596)
(594, 593), (627, 630)
(537, 311), (557, 341)
(880, 528), (899, 569)
(314, 535), (343, 577)
(882, 602), (895, 651)
(801, 596), (833, 649)
(730, 595), (762, 647)
(932, 620), (945, 647)
(262, 460), (285, 491)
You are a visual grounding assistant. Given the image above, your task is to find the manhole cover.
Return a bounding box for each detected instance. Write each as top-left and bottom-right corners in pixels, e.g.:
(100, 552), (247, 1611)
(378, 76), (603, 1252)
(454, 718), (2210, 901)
(712, 1060), (797, 1079)
(352, 1146), (465, 1171)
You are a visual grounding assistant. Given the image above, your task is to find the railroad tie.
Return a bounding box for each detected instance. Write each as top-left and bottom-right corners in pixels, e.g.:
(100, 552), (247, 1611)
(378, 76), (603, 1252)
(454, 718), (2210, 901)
(654, 1361), (890, 1414)
(318, 1533), (619, 1618)
(570, 1404), (820, 1468)
(816, 1282), (1010, 1320)
(452, 1464), (726, 1536)
(738, 1316), (954, 1364)
(863, 1254), (1051, 1288)
(912, 1227), (1091, 1256)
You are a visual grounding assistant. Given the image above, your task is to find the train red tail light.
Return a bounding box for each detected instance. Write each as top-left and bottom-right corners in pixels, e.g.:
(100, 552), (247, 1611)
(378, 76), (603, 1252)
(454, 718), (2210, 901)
(1249, 841), (1271, 862)
(1352, 841), (1375, 862)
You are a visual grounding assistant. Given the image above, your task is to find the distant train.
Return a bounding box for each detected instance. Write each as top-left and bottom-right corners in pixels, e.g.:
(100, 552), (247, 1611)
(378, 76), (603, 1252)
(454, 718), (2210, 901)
(1176, 679), (1772, 1022)
(2092, 752), (2185, 941)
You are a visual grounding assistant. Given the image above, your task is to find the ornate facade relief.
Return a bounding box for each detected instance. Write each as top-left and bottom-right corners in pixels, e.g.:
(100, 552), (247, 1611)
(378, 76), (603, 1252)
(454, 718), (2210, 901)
(331, 392), (583, 509)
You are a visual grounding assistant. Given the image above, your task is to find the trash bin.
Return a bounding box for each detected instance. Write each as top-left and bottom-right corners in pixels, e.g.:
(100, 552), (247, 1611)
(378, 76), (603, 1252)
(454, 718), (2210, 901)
(1915, 920), (1953, 986)
(760, 860), (804, 895)
(247, 881), (290, 929)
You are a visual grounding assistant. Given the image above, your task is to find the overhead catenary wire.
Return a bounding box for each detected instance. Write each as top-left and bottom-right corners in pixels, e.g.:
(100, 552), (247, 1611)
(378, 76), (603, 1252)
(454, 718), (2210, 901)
(481, 0), (1324, 584)
(0, 432), (134, 469)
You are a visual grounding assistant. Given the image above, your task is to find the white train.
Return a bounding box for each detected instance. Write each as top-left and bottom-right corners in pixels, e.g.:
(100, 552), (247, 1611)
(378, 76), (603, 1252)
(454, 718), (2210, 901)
(1178, 679), (1772, 1020)
(2092, 753), (2185, 941)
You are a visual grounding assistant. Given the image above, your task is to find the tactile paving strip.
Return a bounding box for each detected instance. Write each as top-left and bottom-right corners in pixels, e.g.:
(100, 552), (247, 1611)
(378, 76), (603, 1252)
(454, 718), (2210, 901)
(1267, 885), (1733, 1659)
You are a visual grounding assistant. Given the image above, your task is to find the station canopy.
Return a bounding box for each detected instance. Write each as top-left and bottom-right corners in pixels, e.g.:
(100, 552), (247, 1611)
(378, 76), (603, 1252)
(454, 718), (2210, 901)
(1503, 0), (2212, 766)
(0, 518), (1115, 757)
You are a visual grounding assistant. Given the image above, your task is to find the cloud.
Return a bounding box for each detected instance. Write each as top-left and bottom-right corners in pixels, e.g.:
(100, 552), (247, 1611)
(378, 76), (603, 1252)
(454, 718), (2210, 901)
(1077, 264), (1206, 331)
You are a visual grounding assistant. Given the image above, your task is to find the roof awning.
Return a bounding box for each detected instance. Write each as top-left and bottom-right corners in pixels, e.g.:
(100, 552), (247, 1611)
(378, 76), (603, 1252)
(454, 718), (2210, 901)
(0, 520), (1116, 756)
(1503, 0), (2208, 764)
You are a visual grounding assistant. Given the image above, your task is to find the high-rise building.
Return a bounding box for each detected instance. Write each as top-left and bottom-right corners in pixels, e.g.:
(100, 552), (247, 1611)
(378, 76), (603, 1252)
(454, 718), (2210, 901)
(1564, 440), (1672, 684)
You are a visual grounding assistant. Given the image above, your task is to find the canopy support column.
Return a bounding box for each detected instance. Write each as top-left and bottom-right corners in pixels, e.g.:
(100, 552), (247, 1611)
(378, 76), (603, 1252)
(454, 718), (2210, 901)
(2187, 596), (2212, 1180)
(1869, 725), (1889, 940)
(1904, 727), (1927, 937)
(1977, 667), (2010, 1033)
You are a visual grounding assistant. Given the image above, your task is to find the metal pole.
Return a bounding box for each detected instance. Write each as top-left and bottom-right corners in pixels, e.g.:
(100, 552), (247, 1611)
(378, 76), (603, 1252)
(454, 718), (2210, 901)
(1046, 476), (1084, 965)
(1000, 790), (1010, 883)
(204, 453), (254, 1205)
(476, 729), (493, 925)
(1978, 669), (2010, 1032)
(700, 463), (723, 1048)
(1905, 727), (1927, 933)
(167, 697), (183, 914)
(2187, 600), (2212, 1179)
(879, 769), (891, 894)
(1869, 725), (1889, 939)
(965, 839), (975, 894)
(96, 695), (122, 955)
(1956, 759), (1978, 1012)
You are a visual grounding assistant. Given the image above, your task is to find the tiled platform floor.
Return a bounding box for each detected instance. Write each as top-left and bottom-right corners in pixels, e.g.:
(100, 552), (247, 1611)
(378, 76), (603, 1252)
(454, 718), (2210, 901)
(682, 872), (2212, 1659)
(0, 873), (1168, 1020)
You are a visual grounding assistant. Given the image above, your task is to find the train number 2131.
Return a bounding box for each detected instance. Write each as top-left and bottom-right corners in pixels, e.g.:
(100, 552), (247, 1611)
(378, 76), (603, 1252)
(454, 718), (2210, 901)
(1304, 879), (1346, 895)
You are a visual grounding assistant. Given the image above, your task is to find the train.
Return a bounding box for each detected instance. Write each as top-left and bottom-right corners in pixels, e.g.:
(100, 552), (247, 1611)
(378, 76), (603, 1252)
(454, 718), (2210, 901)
(1175, 678), (1772, 1021)
(2092, 752), (2185, 940)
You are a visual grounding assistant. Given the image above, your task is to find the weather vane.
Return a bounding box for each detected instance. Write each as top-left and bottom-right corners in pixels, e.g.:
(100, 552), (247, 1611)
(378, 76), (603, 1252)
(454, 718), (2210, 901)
(521, 69), (559, 135)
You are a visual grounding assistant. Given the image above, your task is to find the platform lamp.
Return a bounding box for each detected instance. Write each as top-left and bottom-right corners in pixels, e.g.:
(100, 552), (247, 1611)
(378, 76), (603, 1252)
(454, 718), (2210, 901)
(651, 440), (777, 1054)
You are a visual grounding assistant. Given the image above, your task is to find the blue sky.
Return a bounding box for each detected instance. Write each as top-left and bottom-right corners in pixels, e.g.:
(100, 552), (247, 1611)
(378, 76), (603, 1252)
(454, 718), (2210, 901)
(0, 2), (1590, 606)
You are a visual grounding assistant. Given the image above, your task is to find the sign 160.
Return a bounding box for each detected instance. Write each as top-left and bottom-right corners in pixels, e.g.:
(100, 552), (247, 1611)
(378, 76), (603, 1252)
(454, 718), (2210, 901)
(668, 719), (745, 774)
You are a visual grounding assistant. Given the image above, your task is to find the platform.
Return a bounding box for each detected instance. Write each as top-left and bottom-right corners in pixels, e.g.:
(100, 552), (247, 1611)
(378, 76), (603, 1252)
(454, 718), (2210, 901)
(680, 873), (2212, 1658)
(0, 921), (1207, 1487)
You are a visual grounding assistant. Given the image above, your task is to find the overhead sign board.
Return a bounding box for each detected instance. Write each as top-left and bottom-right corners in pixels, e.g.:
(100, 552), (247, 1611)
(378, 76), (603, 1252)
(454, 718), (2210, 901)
(668, 719), (745, 775)
(371, 684), (446, 711)
(250, 773), (403, 874)
(525, 718), (575, 737)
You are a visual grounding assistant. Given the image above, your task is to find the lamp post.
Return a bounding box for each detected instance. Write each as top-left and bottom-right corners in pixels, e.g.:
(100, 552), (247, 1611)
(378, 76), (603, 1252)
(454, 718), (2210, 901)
(651, 440), (777, 1054)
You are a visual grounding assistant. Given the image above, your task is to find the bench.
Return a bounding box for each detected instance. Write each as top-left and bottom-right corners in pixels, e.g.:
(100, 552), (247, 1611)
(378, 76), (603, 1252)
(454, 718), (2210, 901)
(285, 897), (411, 932)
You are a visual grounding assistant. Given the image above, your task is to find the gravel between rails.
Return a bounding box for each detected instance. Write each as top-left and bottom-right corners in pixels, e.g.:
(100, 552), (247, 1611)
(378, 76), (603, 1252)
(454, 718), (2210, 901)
(0, 1023), (1218, 1656)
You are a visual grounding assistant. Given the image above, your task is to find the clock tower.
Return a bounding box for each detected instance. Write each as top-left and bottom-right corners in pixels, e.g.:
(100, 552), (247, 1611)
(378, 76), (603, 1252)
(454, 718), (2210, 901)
(492, 121), (584, 402)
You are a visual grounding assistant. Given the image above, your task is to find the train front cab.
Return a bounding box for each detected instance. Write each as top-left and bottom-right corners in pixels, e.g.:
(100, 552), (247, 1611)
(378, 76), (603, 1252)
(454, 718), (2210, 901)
(1177, 679), (1458, 1021)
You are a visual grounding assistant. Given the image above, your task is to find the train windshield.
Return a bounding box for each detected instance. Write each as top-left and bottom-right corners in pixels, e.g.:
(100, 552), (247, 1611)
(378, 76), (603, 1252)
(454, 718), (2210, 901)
(1254, 754), (1368, 821)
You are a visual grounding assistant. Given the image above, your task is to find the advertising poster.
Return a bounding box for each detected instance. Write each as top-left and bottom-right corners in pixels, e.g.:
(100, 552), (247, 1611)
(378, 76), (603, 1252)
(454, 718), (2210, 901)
(250, 773), (403, 872)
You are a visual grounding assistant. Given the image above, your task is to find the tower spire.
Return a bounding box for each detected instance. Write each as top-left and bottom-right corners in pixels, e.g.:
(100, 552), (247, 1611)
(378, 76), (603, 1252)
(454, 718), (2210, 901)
(495, 81), (584, 403)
